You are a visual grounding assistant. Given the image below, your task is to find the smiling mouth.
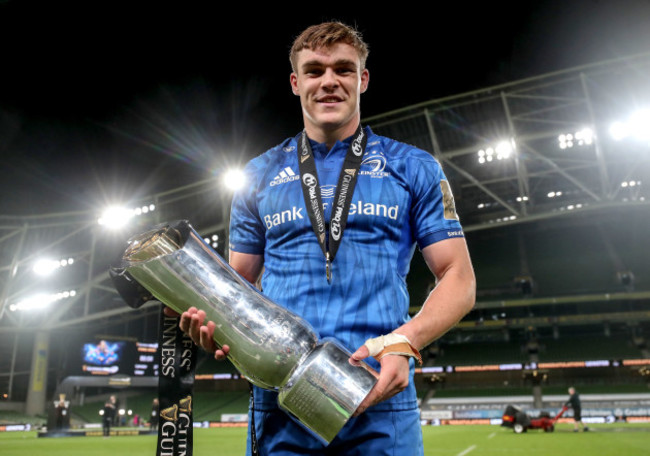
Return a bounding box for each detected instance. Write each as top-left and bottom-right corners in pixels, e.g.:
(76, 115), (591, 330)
(317, 96), (343, 103)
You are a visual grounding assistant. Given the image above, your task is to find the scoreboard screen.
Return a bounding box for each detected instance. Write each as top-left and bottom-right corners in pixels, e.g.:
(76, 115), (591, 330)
(133, 341), (159, 376)
(76, 339), (158, 376)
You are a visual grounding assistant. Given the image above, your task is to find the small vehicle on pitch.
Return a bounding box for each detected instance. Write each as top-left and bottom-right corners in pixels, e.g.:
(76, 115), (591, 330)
(501, 404), (568, 433)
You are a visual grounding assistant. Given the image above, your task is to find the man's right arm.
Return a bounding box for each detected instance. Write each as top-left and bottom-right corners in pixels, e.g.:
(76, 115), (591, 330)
(175, 250), (264, 359)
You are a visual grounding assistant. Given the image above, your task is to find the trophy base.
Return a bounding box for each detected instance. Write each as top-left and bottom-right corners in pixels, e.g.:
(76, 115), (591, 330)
(277, 340), (377, 444)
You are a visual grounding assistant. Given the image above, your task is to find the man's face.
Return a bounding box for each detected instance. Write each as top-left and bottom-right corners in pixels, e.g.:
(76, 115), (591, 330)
(290, 43), (369, 140)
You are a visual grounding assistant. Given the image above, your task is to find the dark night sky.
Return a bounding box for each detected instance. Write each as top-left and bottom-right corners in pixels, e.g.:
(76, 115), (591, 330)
(1, 1), (650, 215)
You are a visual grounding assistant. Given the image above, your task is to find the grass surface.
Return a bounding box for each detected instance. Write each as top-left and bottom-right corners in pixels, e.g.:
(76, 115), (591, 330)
(1, 423), (649, 455)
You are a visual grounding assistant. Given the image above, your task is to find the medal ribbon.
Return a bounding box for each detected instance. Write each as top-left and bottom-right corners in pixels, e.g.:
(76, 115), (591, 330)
(297, 125), (367, 283)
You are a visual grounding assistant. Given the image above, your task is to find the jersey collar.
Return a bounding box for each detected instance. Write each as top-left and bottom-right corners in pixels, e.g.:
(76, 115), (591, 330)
(301, 126), (374, 159)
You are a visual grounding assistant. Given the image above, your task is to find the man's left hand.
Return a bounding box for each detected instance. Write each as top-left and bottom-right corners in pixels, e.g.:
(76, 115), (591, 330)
(349, 346), (410, 416)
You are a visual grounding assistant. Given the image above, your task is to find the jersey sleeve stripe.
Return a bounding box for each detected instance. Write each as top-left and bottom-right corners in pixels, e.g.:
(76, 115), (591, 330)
(417, 228), (465, 250)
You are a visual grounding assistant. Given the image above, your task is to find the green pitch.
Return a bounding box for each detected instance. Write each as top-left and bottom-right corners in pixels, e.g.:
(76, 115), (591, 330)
(1, 423), (649, 455)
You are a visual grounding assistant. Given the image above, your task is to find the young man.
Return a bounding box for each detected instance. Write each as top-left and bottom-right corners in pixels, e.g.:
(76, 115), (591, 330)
(180, 22), (476, 455)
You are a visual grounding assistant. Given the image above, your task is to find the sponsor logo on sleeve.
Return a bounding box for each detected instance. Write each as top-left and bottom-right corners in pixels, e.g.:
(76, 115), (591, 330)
(440, 180), (459, 221)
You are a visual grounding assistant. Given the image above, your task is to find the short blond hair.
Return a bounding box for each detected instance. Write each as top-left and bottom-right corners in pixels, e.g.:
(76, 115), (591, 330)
(289, 22), (369, 72)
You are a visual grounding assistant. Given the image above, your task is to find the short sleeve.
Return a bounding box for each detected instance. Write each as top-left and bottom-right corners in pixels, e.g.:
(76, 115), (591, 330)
(228, 161), (266, 254)
(408, 153), (464, 250)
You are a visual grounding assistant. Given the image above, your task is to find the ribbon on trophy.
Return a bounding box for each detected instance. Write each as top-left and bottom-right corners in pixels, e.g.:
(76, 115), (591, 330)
(157, 309), (197, 456)
(110, 267), (197, 456)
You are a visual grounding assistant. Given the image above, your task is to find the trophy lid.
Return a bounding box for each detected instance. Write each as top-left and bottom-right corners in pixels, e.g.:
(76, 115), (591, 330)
(123, 220), (190, 263)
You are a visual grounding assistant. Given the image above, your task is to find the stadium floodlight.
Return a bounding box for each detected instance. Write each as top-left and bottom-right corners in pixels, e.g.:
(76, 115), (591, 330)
(609, 108), (650, 142)
(9, 289), (77, 312)
(495, 140), (513, 159)
(33, 257), (74, 276)
(98, 206), (134, 228)
(223, 168), (246, 191)
(575, 128), (594, 146)
(609, 121), (629, 141)
(134, 204), (156, 216)
(629, 109), (650, 141)
(98, 203), (156, 228)
(477, 139), (515, 164)
(9, 294), (53, 311)
(33, 259), (60, 276)
(203, 234), (219, 249)
(492, 215), (517, 223)
(559, 128), (593, 149)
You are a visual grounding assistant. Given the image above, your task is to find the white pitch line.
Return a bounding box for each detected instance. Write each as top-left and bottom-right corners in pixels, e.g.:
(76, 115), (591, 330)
(487, 432), (496, 439)
(457, 444), (477, 456)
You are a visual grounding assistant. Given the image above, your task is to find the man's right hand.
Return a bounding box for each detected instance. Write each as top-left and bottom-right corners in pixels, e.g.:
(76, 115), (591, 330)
(163, 306), (230, 361)
(161, 251), (261, 362)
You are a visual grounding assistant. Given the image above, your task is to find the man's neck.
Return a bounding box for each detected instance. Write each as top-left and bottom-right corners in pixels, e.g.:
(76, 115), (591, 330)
(304, 121), (360, 150)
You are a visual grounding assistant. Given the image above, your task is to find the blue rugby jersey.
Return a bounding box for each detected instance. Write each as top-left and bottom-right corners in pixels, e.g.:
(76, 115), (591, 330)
(229, 126), (464, 411)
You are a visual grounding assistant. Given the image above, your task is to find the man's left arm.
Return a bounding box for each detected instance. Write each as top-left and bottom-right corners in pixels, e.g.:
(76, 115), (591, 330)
(350, 236), (476, 414)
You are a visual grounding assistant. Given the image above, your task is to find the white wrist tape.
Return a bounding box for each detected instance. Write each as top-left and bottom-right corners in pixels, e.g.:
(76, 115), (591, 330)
(364, 333), (423, 365)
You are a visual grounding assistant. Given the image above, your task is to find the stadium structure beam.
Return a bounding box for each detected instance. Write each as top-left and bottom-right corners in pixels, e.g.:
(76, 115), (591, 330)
(83, 231), (97, 316)
(7, 332), (19, 400)
(460, 163), (595, 188)
(0, 300), (159, 334)
(0, 227), (24, 245)
(434, 127), (593, 160)
(0, 224), (27, 321)
(608, 156), (649, 201)
(508, 93), (586, 107)
(501, 91), (529, 216)
(44, 272), (114, 326)
(15, 223), (93, 271)
(423, 110), (520, 216)
(519, 142), (602, 202)
(362, 51), (650, 124)
(580, 72), (610, 198)
(0, 225), (97, 325)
